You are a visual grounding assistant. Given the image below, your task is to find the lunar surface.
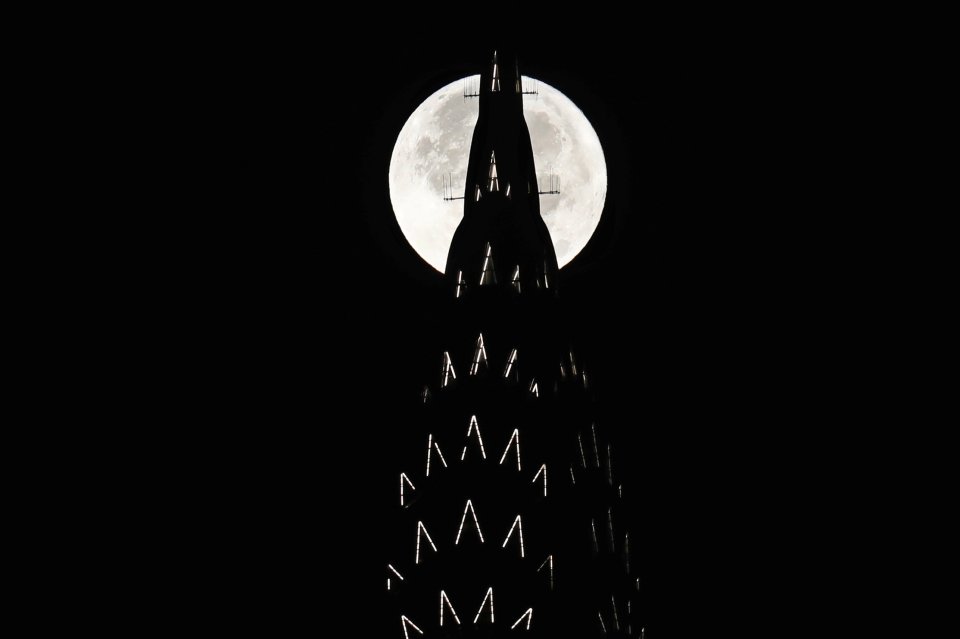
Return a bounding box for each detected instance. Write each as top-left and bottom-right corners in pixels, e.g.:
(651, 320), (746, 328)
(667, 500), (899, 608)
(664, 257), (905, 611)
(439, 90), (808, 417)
(389, 75), (607, 272)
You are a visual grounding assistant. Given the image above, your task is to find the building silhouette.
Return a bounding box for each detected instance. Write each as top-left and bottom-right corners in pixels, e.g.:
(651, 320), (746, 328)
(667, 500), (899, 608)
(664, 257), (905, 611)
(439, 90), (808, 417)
(385, 49), (643, 638)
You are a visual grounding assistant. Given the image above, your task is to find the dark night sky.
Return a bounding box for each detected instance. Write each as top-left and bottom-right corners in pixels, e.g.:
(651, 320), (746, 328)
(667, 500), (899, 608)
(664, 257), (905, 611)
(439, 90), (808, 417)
(162, 27), (838, 637)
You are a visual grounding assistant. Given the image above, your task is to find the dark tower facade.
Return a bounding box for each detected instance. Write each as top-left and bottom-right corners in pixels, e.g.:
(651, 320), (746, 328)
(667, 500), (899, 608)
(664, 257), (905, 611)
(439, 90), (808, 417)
(386, 50), (641, 638)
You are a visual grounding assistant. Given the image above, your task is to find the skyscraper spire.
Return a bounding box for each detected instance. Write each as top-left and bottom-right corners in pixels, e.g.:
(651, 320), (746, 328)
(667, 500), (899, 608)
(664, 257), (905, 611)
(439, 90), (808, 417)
(386, 50), (640, 637)
(445, 48), (559, 297)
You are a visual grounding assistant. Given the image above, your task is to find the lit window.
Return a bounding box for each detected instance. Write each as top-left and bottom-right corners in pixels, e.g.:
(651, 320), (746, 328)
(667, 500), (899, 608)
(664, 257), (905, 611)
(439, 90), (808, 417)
(503, 514), (525, 558)
(592, 423), (601, 468)
(511, 608), (533, 630)
(569, 466), (577, 485)
(479, 242), (496, 285)
(569, 350), (578, 376)
(607, 443), (614, 486)
(440, 590), (461, 626)
(401, 615), (423, 639)
(532, 464), (547, 497)
(559, 361), (568, 380)
(474, 184), (482, 201)
(421, 386), (430, 403)
(529, 379), (539, 397)
(577, 433), (587, 468)
(470, 333), (488, 375)
(487, 151), (499, 192)
(499, 428), (521, 471)
(474, 587), (495, 623)
(503, 348), (518, 378)
(400, 473), (416, 506)
(426, 433), (448, 476)
(442, 352), (456, 388)
(618, 484), (623, 499)
(505, 182), (511, 199)
(491, 52), (500, 92)
(455, 499), (485, 544)
(591, 519), (599, 554)
(611, 595), (621, 631)
(415, 521), (438, 564)
(461, 415), (487, 461)
(537, 555), (554, 590)
(607, 507), (616, 550)
(510, 266), (521, 293)
(388, 564), (404, 581)
(624, 532), (631, 573)
(598, 611), (607, 634)
(456, 270), (466, 299)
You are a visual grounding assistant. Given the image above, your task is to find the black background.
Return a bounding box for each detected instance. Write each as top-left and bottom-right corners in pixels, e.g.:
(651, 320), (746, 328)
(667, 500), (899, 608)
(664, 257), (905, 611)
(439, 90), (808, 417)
(160, 26), (832, 637)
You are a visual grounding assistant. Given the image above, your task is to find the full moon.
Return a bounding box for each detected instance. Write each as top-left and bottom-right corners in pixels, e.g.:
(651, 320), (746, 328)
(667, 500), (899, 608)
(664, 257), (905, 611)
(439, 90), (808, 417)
(389, 76), (607, 273)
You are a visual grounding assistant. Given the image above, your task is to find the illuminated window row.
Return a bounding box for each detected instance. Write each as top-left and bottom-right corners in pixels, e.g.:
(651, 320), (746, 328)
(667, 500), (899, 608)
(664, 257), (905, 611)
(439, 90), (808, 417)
(449, 248), (548, 298)
(402, 588), (534, 632)
(429, 422), (529, 473)
(417, 508), (527, 560)
(437, 345), (535, 384)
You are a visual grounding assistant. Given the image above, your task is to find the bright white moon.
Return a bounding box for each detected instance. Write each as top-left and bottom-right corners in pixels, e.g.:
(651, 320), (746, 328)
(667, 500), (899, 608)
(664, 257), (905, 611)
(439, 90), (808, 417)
(389, 75), (607, 272)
